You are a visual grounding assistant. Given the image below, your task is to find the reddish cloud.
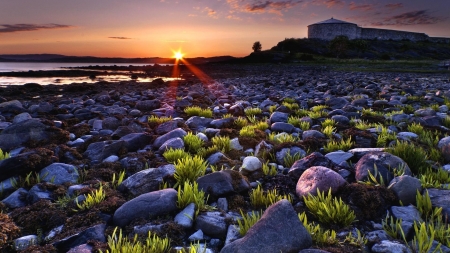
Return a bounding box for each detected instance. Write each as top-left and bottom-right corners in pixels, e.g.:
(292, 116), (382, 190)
(372, 10), (444, 26)
(227, 0), (302, 15)
(204, 7), (218, 18)
(0, 23), (73, 33)
(349, 2), (374, 12)
(385, 3), (403, 10)
(312, 0), (345, 8)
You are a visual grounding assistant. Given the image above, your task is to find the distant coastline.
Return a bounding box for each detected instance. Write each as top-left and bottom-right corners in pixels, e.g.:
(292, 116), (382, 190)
(0, 54), (236, 64)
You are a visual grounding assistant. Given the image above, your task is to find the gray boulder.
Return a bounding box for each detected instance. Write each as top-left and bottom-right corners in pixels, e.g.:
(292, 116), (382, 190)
(388, 175), (421, 205)
(296, 166), (346, 198)
(276, 147), (306, 166)
(438, 136), (450, 162)
(0, 149), (56, 181)
(354, 152), (411, 185)
(427, 188), (450, 217)
(325, 150), (353, 165)
(0, 119), (69, 151)
(53, 224), (106, 252)
(135, 99), (161, 111)
(120, 133), (152, 152)
(118, 164), (175, 196)
(39, 163), (79, 185)
(220, 199), (312, 253)
(113, 189), (178, 227)
(196, 170), (250, 198)
(209, 118), (235, 128)
(83, 140), (125, 164)
(153, 128), (187, 149)
(174, 203), (196, 229)
(186, 116), (213, 132)
(271, 122), (295, 133)
(371, 240), (410, 253)
(288, 152), (342, 180)
(269, 112), (288, 123)
(325, 97), (348, 110)
(302, 130), (326, 140)
(195, 211), (228, 239)
(155, 121), (179, 135)
(158, 137), (184, 153)
(27, 184), (53, 204)
(1, 188), (28, 209)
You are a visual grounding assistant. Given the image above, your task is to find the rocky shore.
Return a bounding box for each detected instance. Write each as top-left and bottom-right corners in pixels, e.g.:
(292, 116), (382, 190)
(1, 64), (450, 253)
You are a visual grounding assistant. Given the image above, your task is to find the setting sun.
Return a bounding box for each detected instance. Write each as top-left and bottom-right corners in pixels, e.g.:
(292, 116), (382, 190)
(174, 51), (183, 60)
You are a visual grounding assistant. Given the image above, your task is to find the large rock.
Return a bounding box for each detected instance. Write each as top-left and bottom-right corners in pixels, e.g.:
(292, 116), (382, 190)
(276, 147), (306, 166)
(83, 140), (125, 164)
(196, 170), (250, 198)
(113, 189), (178, 227)
(388, 175), (421, 205)
(220, 199), (312, 253)
(118, 164), (175, 196)
(288, 152), (341, 180)
(135, 99), (161, 111)
(186, 116), (213, 132)
(438, 136), (450, 162)
(120, 133), (152, 152)
(0, 149), (56, 181)
(296, 166), (346, 198)
(53, 224), (106, 252)
(427, 188), (450, 217)
(195, 211), (229, 239)
(354, 152), (412, 185)
(153, 128), (187, 149)
(39, 163), (79, 185)
(269, 112), (288, 124)
(0, 119), (69, 151)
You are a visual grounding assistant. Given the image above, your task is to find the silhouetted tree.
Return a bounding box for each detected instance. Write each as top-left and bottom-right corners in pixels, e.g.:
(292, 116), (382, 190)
(252, 41), (262, 52)
(329, 36), (349, 58)
(351, 39), (369, 58)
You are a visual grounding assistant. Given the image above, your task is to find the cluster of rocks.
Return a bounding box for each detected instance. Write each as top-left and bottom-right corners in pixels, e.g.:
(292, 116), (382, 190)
(1, 65), (450, 252)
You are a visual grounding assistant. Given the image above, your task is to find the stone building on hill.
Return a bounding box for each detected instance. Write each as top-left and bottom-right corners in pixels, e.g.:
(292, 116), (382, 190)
(308, 18), (450, 43)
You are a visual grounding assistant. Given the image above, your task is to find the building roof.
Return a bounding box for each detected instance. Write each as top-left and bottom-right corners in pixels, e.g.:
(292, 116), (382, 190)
(308, 18), (356, 26)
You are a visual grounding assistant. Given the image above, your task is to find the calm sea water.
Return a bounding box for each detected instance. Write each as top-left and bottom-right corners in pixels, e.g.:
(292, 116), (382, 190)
(0, 62), (176, 85)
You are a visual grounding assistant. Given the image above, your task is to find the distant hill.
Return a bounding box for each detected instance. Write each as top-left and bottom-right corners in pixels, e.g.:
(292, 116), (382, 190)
(0, 54), (236, 64)
(269, 38), (450, 60)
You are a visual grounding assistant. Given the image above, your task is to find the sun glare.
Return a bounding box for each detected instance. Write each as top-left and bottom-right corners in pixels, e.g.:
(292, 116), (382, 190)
(174, 51), (183, 60)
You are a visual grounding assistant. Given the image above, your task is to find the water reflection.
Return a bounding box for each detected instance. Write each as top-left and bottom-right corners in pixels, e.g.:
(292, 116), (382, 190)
(0, 75), (181, 86)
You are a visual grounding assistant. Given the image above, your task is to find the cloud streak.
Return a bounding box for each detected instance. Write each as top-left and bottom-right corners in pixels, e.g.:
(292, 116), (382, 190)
(0, 23), (73, 33)
(372, 10), (444, 26)
(349, 2), (374, 12)
(108, 36), (132, 40)
(227, 0), (302, 15)
(311, 0), (345, 8)
(385, 3), (403, 10)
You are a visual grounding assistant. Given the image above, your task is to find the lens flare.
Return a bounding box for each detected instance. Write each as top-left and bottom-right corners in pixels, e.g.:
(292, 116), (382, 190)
(174, 51), (183, 60)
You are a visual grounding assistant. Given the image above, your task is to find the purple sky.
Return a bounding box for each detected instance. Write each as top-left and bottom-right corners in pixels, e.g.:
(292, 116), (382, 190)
(0, 0), (449, 57)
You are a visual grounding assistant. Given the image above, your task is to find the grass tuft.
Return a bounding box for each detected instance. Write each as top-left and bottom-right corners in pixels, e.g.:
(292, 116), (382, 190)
(250, 185), (292, 208)
(183, 133), (204, 154)
(174, 156), (208, 186)
(237, 210), (262, 236)
(163, 148), (190, 163)
(184, 106), (213, 118)
(211, 136), (231, 153)
(303, 188), (356, 227)
(101, 227), (170, 253)
(75, 184), (106, 211)
(177, 181), (208, 217)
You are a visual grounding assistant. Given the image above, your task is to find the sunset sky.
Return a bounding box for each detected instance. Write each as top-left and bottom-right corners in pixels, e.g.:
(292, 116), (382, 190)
(1, 0), (449, 58)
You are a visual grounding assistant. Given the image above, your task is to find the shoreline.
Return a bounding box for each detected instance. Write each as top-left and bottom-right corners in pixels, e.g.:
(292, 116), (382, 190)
(1, 63), (450, 252)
